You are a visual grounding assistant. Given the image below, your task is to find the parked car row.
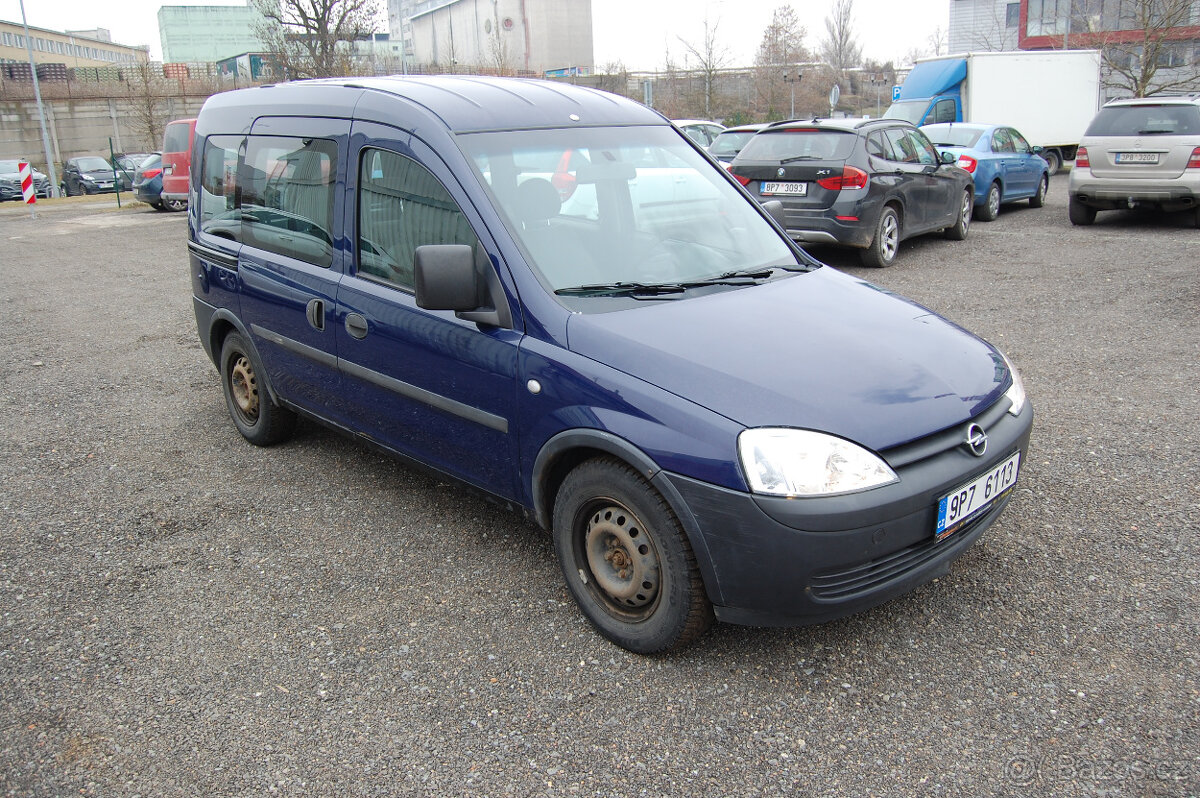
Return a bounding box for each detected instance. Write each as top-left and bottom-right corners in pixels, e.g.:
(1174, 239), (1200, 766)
(0, 159), (52, 201)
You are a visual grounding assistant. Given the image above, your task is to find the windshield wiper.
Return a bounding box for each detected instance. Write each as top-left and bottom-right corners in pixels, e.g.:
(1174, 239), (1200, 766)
(555, 269), (777, 298)
(778, 155), (824, 164)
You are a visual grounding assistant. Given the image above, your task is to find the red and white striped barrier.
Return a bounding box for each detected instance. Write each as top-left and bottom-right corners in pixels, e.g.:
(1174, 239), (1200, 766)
(19, 162), (36, 205)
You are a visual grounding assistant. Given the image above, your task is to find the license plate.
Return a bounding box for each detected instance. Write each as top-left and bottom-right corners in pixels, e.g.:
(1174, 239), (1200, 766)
(935, 451), (1021, 540)
(97, 182), (113, 188)
(1115, 152), (1158, 164)
(761, 181), (807, 196)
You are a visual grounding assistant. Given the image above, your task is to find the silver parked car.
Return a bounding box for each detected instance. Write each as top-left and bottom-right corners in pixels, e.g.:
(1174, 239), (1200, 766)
(1068, 95), (1200, 227)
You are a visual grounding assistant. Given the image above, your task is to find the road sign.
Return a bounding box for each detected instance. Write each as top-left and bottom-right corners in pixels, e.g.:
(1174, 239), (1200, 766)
(892, 85), (902, 102)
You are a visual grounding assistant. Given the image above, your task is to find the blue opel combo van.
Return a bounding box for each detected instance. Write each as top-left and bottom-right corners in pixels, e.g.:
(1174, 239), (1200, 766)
(189, 76), (1033, 653)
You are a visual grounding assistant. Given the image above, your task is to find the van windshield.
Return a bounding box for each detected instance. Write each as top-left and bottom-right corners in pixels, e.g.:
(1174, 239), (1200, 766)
(459, 125), (805, 295)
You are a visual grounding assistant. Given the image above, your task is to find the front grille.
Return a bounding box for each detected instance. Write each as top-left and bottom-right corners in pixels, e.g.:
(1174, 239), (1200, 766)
(809, 505), (996, 601)
(880, 397), (1010, 470)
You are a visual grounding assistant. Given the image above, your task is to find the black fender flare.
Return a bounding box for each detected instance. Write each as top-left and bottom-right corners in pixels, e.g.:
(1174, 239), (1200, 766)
(532, 428), (725, 606)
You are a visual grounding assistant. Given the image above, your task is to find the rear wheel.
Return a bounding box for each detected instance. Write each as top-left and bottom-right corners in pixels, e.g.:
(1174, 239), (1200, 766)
(976, 181), (1001, 221)
(1043, 149), (1062, 176)
(219, 333), (296, 446)
(1068, 197), (1096, 226)
(552, 457), (713, 654)
(944, 188), (972, 240)
(1029, 175), (1048, 208)
(861, 206), (900, 267)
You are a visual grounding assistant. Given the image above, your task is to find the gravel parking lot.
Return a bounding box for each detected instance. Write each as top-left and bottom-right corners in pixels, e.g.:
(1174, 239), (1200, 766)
(1, 180), (1197, 797)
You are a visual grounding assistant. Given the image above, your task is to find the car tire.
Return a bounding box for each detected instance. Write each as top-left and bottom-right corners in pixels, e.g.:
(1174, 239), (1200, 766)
(1043, 149), (1062, 176)
(976, 181), (1001, 222)
(552, 456), (713, 654)
(1029, 175), (1048, 208)
(219, 332), (296, 447)
(1068, 197), (1096, 226)
(861, 205), (901, 267)
(944, 188), (972, 241)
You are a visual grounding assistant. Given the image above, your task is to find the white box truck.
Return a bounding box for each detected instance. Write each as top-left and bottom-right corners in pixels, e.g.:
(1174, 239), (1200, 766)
(884, 50), (1102, 175)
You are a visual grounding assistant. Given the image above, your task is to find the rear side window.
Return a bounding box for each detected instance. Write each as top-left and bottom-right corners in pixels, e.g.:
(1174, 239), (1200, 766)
(198, 136), (240, 234)
(1085, 105), (1200, 136)
(240, 136), (337, 268)
(357, 147), (478, 290)
(163, 122), (192, 153)
(737, 129), (856, 162)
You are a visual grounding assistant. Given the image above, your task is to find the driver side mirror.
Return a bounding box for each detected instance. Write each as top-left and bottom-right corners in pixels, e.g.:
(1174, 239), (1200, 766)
(939, 151), (957, 165)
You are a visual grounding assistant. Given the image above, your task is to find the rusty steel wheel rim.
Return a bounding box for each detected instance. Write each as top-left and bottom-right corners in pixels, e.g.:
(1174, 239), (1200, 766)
(230, 355), (260, 422)
(582, 503), (661, 612)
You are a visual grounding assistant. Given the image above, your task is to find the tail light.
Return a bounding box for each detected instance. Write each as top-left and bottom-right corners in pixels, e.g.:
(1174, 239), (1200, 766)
(140, 168), (163, 179)
(1187, 147), (1200, 169)
(1075, 147), (1090, 168)
(955, 155), (978, 173)
(816, 165), (869, 191)
(732, 172), (752, 187)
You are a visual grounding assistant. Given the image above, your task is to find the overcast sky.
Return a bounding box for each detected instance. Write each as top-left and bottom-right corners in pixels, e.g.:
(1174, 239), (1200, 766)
(3, 0), (949, 67)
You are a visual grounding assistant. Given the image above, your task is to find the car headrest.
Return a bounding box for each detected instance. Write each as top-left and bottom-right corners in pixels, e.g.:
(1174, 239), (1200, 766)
(516, 177), (561, 225)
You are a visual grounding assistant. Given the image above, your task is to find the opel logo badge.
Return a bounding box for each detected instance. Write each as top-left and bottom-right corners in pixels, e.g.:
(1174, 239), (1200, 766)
(777, 167), (786, 177)
(965, 424), (988, 457)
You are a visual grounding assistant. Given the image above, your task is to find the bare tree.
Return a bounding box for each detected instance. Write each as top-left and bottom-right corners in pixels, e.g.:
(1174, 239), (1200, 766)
(819, 0), (863, 80)
(678, 16), (730, 120)
(125, 62), (169, 151)
(484, 10), (514, 75)
(1069, 0), (1200, 96)
(753, 5), (810, 119)
(253, 0), (381, 79)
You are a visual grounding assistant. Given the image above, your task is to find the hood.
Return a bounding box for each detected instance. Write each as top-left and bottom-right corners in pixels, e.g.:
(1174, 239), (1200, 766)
(565, 267), (1009, 452)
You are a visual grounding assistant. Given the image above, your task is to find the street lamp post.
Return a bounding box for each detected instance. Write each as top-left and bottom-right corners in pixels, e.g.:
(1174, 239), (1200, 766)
(782, 69), (802, 119)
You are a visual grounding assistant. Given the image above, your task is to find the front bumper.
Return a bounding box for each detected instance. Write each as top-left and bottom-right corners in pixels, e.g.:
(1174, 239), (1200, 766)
(663, 400), (1033, 626)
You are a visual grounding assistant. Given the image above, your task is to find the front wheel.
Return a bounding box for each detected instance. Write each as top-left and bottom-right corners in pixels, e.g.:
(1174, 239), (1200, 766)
(219, 332), (296, 446)
(552, 457), (713, 654)
(944, 188), (972, 240)
(860, 206), (900, 267)
(1029, 175), (1048, 208)
(1068, 197), (1096, 226)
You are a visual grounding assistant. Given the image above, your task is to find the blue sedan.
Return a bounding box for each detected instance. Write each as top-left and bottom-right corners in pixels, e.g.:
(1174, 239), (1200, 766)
(922, 123), (1049, 221)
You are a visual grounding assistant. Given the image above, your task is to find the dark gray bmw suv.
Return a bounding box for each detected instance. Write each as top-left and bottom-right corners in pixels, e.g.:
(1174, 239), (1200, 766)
(730, 118), (974, 267)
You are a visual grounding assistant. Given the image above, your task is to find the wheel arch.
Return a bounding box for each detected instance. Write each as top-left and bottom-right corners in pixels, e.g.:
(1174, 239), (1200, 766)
(205, 310), (284, 408)
(531, 428), (725, 606)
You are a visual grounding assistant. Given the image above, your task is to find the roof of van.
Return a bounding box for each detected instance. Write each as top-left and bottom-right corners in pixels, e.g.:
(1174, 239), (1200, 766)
(199, 75), (666, 134)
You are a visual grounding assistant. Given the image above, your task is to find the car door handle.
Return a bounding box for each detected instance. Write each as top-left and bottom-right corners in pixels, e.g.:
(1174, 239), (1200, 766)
(306, 298), (325, 331)
(345, 312), (369, 339)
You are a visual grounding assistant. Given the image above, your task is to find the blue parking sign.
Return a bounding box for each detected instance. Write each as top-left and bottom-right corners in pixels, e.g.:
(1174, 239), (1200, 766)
(892, 85), (902, 101)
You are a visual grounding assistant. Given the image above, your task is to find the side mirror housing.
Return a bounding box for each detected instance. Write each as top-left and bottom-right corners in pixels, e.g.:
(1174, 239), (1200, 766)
(414, 244), (510, 328)
(940, 151), (957, 165)
(761, 200), (789, 231)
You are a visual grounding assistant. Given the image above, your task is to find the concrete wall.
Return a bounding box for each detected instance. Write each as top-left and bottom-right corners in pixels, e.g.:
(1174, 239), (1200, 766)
(0, 95), (207, 174)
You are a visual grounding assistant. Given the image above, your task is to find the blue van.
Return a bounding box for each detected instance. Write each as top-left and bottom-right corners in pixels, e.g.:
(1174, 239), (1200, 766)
(189, 76), (1033, 654)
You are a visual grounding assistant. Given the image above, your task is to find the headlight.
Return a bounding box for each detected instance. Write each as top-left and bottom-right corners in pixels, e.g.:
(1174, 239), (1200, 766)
(738, 428), (898, 497)
(81, 175), (96, 182)
(1001, 351), (1026, 416)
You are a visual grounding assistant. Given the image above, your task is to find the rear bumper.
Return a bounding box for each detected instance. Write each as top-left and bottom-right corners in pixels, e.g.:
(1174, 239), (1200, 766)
(1069, 177), (1200, 211)
(664, 402), (1034, 627)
